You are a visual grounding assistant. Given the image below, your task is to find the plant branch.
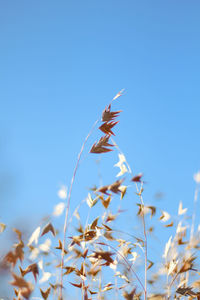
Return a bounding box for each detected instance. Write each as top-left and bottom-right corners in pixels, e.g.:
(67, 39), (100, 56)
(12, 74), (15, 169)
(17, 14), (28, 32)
(95, 241), (145, 292)
(135, 182), (147, 300)
(59, 91), (124, 298)
(59, 118), (99, 299)
(111, 139), (148, 300)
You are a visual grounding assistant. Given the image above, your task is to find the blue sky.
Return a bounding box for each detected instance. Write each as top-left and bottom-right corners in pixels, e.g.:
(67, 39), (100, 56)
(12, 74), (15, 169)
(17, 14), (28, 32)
(0, 0), (200, 297)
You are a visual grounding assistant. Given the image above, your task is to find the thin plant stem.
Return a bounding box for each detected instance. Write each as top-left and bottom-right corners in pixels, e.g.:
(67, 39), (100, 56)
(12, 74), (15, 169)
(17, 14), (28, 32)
(115, 275), (119, 300)
(190, 185), (199, 239)
(95, 241), (145, 292)
(135, 182), (147, 300)
(185, 184), (199, 285)
(111, 139), (148, 300)
(59, 118), (99, 299)
(98, 270), (102, 300)
(169, 272), (179, 289)
(59, 91), (123, 298)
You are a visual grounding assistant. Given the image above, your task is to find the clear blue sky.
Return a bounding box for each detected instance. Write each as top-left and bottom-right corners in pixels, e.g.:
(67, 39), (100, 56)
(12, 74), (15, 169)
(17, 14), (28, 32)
(0, 0), (200, 297)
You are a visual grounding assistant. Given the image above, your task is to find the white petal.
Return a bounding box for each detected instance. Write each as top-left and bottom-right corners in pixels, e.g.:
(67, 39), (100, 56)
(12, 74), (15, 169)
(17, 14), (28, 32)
(29, 248), (40, 260)
(86, 193), (98, 208)
(53, 202), (65, 216)
(58, 186), (67, 199)
(38, 260), (44, 271)
(39, 272), (51, 283)
(194, 171), (200, 184)
(163, 236), (172, 259)
(160, 211), (170, 222)
(39, 239), (51, 252)
(129, 251), (138, 262)
(113, 89), (125, 100)
(27, 226), (41, 246)
(116, 164), (128, 177)
(176, 221), (187, 234)
(178, 201), (187, 215)
(168, 259), (178, 276)
(0, 223), (6, 233)
(114, 153), (126, 167)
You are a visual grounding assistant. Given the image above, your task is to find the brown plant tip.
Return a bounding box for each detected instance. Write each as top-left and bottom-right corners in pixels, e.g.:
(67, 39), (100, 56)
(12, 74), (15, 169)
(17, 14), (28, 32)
(105, 213), (116, 223)
(123, 287), (136, 300)
(102, 104), (121, 122)
(97, 179), (124, 195)
(99, 121), (119, 136)
(50, 283), (64, 290)
(10, 273), (33, 299)
(11, 273), (29, 288)
(178, 256), (196, 273)
(147, 260), (154, 270)
(20, 263), (39, 281)
(55, 240), (68, 254)
(90, 135), (113, 154)
(4, 240), (24, 267)
(4, 251), (18, 267)
(90, 250), (115, 264)
(131, 173), (143, 182)
(97, 185), (110, 195)
(89, 289), (98, 295)
(90, 217), (99, 230)
(69, 281), (83, 288)
(63, 266), (76, 276)
(164, 221), (174, 227)
(40, 287), (51, 300)
(13, 228), (23, 242)
(41, 222), (56, 237)
(101, 196), (111, 208)
(176, 286), (197, 297)
(109, 179), (124, 194)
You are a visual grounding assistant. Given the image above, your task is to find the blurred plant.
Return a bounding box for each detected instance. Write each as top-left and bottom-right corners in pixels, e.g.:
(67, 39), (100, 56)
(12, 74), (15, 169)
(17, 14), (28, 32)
(1, 91), (200, 300)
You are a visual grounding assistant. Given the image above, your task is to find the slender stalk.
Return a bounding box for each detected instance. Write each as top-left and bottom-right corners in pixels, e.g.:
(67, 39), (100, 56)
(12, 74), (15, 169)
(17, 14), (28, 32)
(169, 272), (179, 289)
(111, 139), (148, 300)
(185, 184), (199, 285)
(98, 270), (102, 300)
(190, 185), (199, 240)
(59, 91), (124, 298)
(59, 119), (99, 299)
(115, 274), (119, 300)
(95, 241), (145, 292)
(135, 182), (147, 300)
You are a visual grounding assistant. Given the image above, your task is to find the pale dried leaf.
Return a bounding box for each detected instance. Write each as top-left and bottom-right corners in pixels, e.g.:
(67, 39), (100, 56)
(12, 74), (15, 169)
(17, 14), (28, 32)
(114, 154), (128, 177)
(163, 236), (172, 259)
(39, 271), (51, 284)
(159, 211), (170, 222)
(29, 247), (40, 260)
(27, 226), (41, 246)
(178, 201), (187, 215)
(168, 259), (178, 276)
(39, 238), (51, 252)
(86, 193), (99, 208)
(0, 223), (6, 233)
(113, 89), (125, 100)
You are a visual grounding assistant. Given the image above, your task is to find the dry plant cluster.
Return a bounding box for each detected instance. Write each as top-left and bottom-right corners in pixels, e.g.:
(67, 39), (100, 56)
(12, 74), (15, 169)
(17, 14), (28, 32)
(1, 91), (200, 300)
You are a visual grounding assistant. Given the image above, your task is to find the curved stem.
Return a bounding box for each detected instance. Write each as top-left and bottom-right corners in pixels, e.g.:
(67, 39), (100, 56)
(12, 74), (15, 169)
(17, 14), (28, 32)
(59, 91), (124, 298)
(111, 139), (148, 300)
(135, 182), (147, 300)
(59, 118), (99, 299)
(95, 241), (145, 292)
